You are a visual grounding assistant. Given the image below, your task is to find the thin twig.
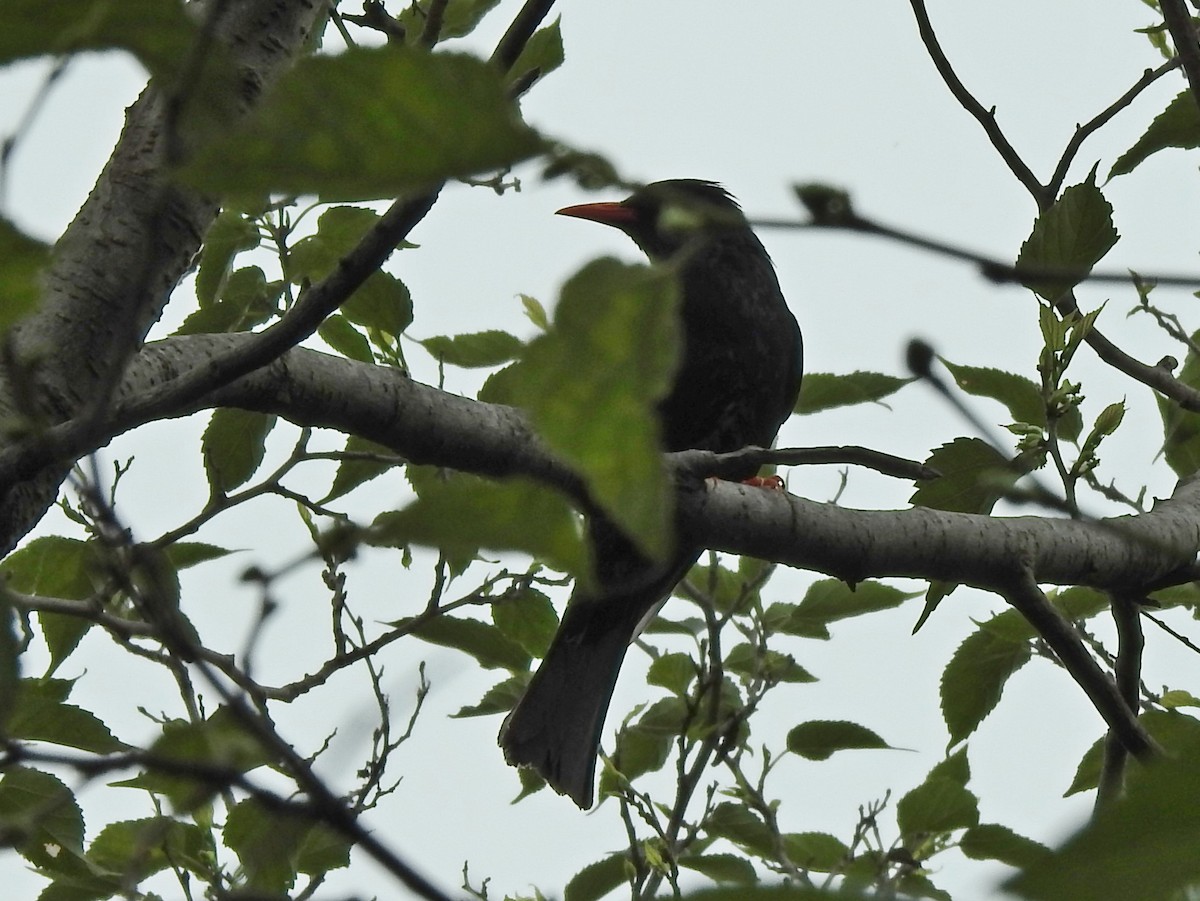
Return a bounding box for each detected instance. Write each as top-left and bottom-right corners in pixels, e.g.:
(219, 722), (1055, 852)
(1096, 592), (1145, 808)
(1161, 0), (1200, 114)
(907, 0), (1045, 205)
(1004, 567), (1159, 761)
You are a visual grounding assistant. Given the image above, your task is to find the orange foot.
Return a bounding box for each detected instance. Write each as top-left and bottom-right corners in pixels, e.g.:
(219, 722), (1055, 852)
(742, 474), (786, 491)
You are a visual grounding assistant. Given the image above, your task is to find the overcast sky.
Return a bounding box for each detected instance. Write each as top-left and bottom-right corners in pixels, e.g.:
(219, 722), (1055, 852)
(3, 2), (1198, 899)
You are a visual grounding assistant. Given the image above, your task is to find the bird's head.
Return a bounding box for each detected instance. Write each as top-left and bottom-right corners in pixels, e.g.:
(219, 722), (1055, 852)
(556, 179), (747, 261)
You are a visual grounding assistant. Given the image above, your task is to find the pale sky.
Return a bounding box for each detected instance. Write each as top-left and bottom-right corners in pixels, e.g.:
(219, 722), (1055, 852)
(3, 2), (1197, 898)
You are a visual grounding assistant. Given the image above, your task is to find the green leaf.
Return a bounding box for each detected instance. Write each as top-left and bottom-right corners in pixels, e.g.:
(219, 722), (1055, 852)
(704, 802), (775, 857)
(295, 822), (352, 875)
(4, 536), (103, 674)
(370, 473), (585, 577)
(318, 314), (374, 363)
(1015, 171), (1119, 302)
(647, 652), (696, 696)
(1110, 90), (1200, 178)
(0, 593), (17, 736)
(0, 0), (203, 81)
(1066, 709), (1200, 796)
(114, 707), (278, 811)
(786, 720), (891, 760)
(0, 767), (84, 870)
(783, 579), (912, 639)
(896, 775), (980, 838)
(196, 210), (261, 306)
(610, 723), (673, 782)
(510, 16), (565, 85)
(421, 330), (525, 368)
(453, 675), (527, 717)
(397, 613), (530, 671)
(781, 832), (851, 872)
(940, 626), (1031, 746)
(397, 0), (503, 42)
(564, 852), (630, 901)
(1010, 744), (1200, 901)
(163, 541), (236, 570)
(89, 817), (212, 881)
(7, 678), (126, 753)
(184, 49), (542, 200)
(201, 408), (277, 494)
(175, 266), (281, 335)
(960, 823), (1050, 869)
(287, 206), (381, 279)
(341, 272), (413, 338)
(795, 371), (911, 415)
(679, 853), (758, 884)
(909, 437), (1014, 514)
(939, 360), (1045, 427)
(0, 218), (49, 332)
(325, 435), (398, 502)
(724, 643), (815, 684)
(501, 258), (680, 558)
(491, 587), (558, 658)
(223, 797), (312, 892)
(1158, 330), (1200, 477)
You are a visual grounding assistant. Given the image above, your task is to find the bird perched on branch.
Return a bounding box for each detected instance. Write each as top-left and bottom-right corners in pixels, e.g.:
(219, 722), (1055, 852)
(499, 179), (803, 808)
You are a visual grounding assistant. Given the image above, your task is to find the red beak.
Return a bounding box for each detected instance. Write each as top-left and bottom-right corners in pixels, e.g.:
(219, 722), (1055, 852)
(555, 201), (639, 227)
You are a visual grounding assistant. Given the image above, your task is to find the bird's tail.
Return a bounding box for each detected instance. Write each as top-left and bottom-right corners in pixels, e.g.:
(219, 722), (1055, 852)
(499, 531), (698, 808)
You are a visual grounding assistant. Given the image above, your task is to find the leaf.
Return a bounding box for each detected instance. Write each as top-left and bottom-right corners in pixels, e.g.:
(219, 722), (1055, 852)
(896, 775), (980, 838)
(1158, 329), (1200, 477)
(704, 802), (775, 857)
(1010, 744), (1200, 901)
(0, 218), (49, 332)
(341, 272), (413, 338)
(184, 49), (542, 201)
(175, 266), (281, 335)
(909, 437), (1014, 514)
(223, 797), (312, 892)
(453, 675), (527, 718)
(0, 767), (84, 870)
(295, 822), (352, 875)
(724, 643), (815, 684)
(510, 17), (565, 86)
(794, 371), (911, 415)
(609, 723), (673, 782)
(201, 408), (277, 494)
(0, 593), (17, 736)
(960, 823), (1050, 869)
(679, 853), (758, 884)
(1110, 90), (1200, 178)
(195, 210), (261, 306)
(1066, 709), (1200, 796)
(491, 587), (558, 658)
(397, 0), (503, 42)
(786, 720), (892, 760)
(370, 473), (585, 578)
(318, 314), (374, 363)
(397, 614), (530, 672)
(3, 536), (103, 674)
(7, 678), (126, 753)
(325, 435), (398, 502)
(940, 626), (1031, 746)
(1015, 171), (1119, 302)
(89, 817), (212, 881)
(163, 541), (236, 570)
(783, 579), (912, 639)
(781, 832), (851, 872)
(503, 258), (681, 558)
(0, 0), (203, 81)
(939, 360), (1045, 427)
(564, 852), (630, 901)
(647, 652), (697, 696)
(420, 330), (525, 368)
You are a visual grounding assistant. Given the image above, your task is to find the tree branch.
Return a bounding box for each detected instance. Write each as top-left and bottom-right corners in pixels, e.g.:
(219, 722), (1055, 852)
(1161, 0), (1200, 115)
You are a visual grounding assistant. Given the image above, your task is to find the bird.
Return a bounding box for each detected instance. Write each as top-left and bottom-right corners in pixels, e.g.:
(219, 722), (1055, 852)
(499, 179), (803, 808)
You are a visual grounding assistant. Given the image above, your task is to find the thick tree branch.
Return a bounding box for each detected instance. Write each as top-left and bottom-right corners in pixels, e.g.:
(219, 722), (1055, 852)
(88, 335), (1200, 597)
